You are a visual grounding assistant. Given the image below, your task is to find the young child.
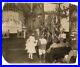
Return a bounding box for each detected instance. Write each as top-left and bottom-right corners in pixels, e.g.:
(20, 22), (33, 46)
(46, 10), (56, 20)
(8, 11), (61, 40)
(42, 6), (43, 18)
(38, 36), (47, 62)
(25, 34), (38, 60)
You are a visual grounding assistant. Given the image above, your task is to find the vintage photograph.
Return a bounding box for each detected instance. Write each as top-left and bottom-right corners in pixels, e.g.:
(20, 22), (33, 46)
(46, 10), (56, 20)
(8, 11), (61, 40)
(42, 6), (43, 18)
(2, 3), (78, 64)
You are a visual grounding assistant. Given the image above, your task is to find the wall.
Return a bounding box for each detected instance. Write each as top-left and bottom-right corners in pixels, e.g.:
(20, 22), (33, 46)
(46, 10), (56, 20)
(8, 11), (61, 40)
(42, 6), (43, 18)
(2, 11), (24, 34)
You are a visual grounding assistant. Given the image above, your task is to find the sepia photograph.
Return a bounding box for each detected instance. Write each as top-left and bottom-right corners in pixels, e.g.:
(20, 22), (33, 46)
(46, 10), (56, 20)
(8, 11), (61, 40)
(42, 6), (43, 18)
(2, 2), (78, 64)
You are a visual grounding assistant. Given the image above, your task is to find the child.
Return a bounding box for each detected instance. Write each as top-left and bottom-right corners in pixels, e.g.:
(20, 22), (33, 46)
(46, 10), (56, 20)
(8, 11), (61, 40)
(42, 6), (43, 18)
(38, 36), (47, 62)
(25, 34), (38, 59)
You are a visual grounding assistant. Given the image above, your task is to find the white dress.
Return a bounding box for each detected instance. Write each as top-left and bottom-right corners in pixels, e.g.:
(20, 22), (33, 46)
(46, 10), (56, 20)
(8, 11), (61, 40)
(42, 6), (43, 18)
(25, 36), (37, 53)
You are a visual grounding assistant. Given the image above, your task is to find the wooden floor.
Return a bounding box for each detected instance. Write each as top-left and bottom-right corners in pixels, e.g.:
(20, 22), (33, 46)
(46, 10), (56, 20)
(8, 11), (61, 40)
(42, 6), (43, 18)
(3, 38), (77, 63)
(3, 38), (45, 63)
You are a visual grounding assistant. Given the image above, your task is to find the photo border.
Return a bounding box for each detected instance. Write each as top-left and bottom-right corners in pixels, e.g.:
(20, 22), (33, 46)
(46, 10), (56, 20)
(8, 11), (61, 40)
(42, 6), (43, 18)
(1, 0), (79, 66)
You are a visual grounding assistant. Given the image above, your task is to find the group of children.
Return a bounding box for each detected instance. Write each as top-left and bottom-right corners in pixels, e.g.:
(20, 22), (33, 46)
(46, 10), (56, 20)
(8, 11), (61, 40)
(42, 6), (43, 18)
(25, 28), (67, 62)
(25, 34), (47, 62)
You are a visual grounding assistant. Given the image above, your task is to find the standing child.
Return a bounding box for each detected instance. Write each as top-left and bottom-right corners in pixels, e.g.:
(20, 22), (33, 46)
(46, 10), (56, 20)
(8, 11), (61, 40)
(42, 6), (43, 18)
(38, 36), (47, 62)
(25, 34), (38, 60)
